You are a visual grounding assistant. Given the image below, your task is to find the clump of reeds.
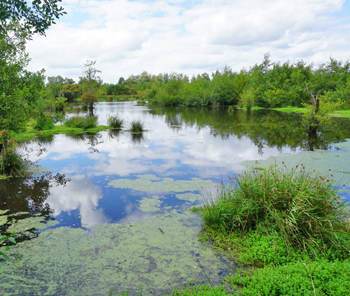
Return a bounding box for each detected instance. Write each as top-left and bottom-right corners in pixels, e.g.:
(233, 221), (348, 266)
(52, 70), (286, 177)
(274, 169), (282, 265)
(64, 116), (96, 130)
(130, 120), (145, 133)
(107, 114), (123, 129)
(201, 164), (350, 258)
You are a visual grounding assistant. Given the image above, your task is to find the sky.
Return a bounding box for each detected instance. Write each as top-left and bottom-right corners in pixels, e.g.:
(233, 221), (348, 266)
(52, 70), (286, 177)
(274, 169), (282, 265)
(26, 0), (350, 84)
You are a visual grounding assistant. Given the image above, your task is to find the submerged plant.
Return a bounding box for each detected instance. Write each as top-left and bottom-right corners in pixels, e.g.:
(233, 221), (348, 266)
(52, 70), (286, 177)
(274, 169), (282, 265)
(130, 120), (145, 133)
(201, 165), (350, 258)
(107, 114), (124, 129)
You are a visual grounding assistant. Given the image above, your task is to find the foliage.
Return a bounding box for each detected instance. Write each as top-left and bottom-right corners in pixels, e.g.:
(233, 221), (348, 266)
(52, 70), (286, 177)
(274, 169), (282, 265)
(107, 114), (123, 129)
(81, 60), (102, 93)
(0, 0), (65, 37)
(34, 111), (54, 131)
(81, 91), (98, 113)
(64, 116), (97, 130)
(0, 232), (16, 267)
(130, 120), (145, 133)
(200, 165), (350, 258)
(61, 83), (82, 102)
(229, 259), (350, 296)
(0, 131), (24, 176)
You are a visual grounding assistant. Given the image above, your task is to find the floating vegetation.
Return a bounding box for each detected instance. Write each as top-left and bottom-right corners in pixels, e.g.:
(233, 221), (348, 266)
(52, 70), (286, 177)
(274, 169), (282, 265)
(108, 174), (216, 192)
(1, 210), (233, 295)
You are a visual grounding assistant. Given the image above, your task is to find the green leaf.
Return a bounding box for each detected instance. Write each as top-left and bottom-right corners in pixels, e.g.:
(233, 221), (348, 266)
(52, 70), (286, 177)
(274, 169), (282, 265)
(2, 254), (9, 261)
(7, 238), (16, 244)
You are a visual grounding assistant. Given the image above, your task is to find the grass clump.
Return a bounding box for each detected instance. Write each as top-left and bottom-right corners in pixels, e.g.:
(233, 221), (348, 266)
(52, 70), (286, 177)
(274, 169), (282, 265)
(64, 116), (97, 130)
(201, 164), (350, 258)
(107, 114), (124, 129)
(130, 120), (145, 133)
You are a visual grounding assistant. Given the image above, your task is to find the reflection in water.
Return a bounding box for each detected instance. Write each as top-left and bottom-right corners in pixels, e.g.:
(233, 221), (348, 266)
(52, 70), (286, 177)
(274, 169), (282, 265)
(130, 132), (145, 145)
(152, 107), (350, 152)
(48, 176), (108, 228)
(0, 173), (70, 242)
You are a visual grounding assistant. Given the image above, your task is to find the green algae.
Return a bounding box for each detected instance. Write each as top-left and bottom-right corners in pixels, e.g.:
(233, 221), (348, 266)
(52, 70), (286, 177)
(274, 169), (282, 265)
(242, 139), (350, 188)
(138, 195), (164, 212)
(7, 216), (59, 234)
(1, 210), (233, 296)
(176, 193), (203, 203)
(108, 175), (216, 192)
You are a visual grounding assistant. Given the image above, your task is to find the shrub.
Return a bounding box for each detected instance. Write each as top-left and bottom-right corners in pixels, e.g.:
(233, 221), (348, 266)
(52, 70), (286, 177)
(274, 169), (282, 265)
(230, 259), (350, 296)
(81, 91), (98, 112)
(201, 165), (350, 258)
(130, 120), (145, 133)
(0, 135), (24, 176)
(107, 114), (123, 129)
(34, 112), (54, 131)
(64, 116), (97, 130)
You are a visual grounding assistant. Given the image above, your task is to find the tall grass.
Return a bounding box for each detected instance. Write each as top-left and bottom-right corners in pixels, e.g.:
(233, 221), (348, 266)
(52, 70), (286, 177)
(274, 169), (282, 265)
(107, 115), (123, 129)
(201, 165), (350, 258)
(64, 116), (97, 130)
(130, 120), (145, 133)
(0, 130), (24, 176)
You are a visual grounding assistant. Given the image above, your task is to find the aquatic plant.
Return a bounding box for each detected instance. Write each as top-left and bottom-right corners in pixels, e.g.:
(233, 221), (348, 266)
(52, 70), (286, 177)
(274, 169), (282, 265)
(107, 114), (124, 129)
(0, 232), (16, 267)
(130, 120), (145, 133)
(64, 116), (97, 130)
(201, 164), (350, 258)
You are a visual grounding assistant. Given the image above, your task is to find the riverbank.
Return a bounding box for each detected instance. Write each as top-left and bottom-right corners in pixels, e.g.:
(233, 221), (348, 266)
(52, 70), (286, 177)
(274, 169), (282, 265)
(237, 106), (350, 118)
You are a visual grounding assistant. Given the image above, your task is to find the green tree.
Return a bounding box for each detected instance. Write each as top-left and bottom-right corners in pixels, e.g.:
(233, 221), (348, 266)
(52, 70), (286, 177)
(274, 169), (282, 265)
(0, 0), (65, 36)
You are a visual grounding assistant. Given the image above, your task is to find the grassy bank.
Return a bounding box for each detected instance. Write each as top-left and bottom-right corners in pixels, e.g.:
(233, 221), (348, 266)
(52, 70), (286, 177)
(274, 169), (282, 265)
(184, 165), (350, 295)
(11, 119), (111, 142)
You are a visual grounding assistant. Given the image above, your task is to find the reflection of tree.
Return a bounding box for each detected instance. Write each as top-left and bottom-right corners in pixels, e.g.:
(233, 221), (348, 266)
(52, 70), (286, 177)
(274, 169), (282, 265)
(65, 132), (103, 153)
(108, 129), (121, 140)
(0, 173), (71, 242)
(150, 107), (350, 152)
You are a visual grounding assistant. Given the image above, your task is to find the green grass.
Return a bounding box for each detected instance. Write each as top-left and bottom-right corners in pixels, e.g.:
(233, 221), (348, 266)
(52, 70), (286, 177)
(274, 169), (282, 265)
(130, 120), (145, 133)
(64, 116), (97, 130)
(270, 106), (308, 113)
(201, 165), (350, 257)
(107, 115), (124, 129)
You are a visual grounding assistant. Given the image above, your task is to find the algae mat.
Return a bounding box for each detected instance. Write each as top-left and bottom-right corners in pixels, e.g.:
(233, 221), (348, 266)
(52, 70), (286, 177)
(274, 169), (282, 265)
(0, 210), (234, 296)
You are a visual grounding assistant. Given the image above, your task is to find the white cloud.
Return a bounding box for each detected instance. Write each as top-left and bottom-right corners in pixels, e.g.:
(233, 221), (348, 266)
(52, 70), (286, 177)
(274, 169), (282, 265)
(26, 0), (349, 82)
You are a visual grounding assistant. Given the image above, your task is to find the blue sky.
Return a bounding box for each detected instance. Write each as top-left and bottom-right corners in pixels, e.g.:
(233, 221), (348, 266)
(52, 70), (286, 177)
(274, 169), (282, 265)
(26, 0), (350, 83)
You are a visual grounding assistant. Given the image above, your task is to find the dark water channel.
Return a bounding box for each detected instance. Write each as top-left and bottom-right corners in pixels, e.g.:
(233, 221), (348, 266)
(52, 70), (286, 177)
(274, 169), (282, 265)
(1, 102), (350, 295)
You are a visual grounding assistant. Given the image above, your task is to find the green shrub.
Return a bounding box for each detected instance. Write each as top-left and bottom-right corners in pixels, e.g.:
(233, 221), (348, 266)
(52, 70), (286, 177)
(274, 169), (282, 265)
(34, 112), (54, 131)
(168, 284), (231, 295)
(0, 135), (24, 176)
(81, 91), (98, 112)
(230, 259), (350, 296)
(201, 165), (350, 258)
(130, 120), (145, 133)
(107, 114), (123, 129)
(64, 116), (96, 130)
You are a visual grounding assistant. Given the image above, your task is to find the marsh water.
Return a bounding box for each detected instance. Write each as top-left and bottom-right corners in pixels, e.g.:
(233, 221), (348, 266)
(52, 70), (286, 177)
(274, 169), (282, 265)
(1, 101), (350, 295)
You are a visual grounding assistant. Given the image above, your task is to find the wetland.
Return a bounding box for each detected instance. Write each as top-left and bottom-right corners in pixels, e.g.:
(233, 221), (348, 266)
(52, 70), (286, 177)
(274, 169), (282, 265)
(1, 101), (350, 295)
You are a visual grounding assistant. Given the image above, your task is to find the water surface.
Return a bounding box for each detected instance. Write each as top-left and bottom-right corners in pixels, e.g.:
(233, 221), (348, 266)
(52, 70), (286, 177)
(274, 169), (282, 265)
(1, 102), (350, 295)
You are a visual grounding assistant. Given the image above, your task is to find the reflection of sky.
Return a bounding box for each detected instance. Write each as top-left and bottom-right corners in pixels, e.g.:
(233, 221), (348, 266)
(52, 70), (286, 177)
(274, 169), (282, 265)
(25, 101), (299, 228)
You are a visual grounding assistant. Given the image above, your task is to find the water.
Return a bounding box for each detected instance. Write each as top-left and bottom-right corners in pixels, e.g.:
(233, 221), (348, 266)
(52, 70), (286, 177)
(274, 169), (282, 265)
(1, 101), (350, 295)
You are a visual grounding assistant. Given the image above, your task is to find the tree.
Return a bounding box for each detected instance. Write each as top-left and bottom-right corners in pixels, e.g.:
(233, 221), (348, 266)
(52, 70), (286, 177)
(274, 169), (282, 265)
(82, 60), (101, 92)
(0, 0), (66, 37)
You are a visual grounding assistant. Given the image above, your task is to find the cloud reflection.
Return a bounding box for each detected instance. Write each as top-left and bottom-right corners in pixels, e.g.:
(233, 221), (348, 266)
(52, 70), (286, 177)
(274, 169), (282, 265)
(48, 176), (109, 228)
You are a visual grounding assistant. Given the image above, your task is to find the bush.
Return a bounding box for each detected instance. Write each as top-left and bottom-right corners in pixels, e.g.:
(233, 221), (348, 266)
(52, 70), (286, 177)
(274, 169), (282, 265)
(130, 120), (145, 133)
(107, 114), (123, 129)
(201, 165), (350, 258)
(81, 91), (98, 112)
(34, 112), (54, 131)
(230, 259), (350, 296)
(0, 131), (24, 176)
(64, 116), (97, 130)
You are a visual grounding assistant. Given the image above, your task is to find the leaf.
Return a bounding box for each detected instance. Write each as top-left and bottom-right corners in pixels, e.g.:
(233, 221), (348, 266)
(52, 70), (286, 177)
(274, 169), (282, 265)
(7, 238), (16, 244)
(2, 254), (9, 261)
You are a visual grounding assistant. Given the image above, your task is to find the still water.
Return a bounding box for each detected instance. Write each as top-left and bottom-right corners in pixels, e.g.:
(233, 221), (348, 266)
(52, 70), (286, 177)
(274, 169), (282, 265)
(1, 102), (350, 295)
